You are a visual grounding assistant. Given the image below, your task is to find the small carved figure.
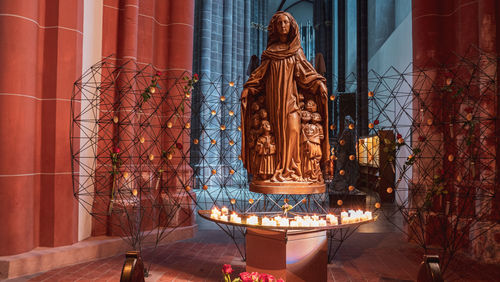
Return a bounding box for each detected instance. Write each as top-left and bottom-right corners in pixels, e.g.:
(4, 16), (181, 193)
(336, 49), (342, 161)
(305, 99), (317, 113)
(258, 109), (268, 120)
(255, 120), (276, 179)
(302, 112), (324, 181)
(249, 114), (262, 173)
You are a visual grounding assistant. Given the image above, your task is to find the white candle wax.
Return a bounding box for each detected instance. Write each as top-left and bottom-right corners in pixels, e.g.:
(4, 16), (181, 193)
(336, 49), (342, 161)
(247, 215), (258, 225)
(278, 218), (289, 227)
(262, 217), (272, 226)
(220, 214), (228, 221)
(319, 219), (327, 226)
(221, 207), (228, 215)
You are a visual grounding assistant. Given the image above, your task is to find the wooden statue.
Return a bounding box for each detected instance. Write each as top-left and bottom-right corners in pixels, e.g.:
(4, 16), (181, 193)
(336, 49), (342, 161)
(241, 11), (329, 194)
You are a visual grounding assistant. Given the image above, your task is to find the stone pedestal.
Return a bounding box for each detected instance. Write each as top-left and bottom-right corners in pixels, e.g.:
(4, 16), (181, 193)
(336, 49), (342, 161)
(246, 228), (327, 282)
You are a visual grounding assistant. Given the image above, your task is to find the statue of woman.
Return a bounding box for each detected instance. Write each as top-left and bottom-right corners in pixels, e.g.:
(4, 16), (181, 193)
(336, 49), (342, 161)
(241, 11), (329, 192)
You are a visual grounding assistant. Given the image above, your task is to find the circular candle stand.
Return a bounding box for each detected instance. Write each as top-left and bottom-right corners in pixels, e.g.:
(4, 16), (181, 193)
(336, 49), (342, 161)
(198, 198), (376, 282)
(198, 210), (375, 231)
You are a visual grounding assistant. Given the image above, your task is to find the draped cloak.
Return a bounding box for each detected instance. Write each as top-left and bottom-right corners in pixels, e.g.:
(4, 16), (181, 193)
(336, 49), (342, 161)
(241, 11), (330, 181)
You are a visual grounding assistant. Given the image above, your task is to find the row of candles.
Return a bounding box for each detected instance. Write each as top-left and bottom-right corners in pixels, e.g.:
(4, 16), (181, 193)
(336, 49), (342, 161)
(209, 207), (373, 227)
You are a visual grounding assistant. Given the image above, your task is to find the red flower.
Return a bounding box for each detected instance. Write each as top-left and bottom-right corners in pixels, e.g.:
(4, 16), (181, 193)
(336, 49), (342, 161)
(222, 264), (233, 275)
(418, 136), (426, 142)
(373, 119), (379, 125)
(114, 147), (121, 153)
(176, 142), (183, 150)
(396, 133), (402, 139)
(259, 273), (276, 282)
(239, 272), (253, 282)
(277, 279), (284, 282)
(193, 73), (199, 80)
(156, 71), (162, 76)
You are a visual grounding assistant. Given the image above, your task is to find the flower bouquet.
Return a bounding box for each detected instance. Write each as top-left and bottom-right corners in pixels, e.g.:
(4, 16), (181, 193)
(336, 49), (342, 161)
(222, 264), (284, 282)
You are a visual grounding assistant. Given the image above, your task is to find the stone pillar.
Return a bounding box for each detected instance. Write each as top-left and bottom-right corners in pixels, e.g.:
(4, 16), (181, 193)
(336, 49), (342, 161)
(0, 0), (82, 255)
(0, 0), (39, 256)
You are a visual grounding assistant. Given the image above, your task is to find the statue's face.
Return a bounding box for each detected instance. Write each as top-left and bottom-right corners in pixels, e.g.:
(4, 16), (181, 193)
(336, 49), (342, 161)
(252, 117), (261, 128)
(276, 14), (290, 36)
(301, 111), (311, 122)
(306, 100), (317, 112)
(312, 113), (321, 123)
(263, 121), (271, 132)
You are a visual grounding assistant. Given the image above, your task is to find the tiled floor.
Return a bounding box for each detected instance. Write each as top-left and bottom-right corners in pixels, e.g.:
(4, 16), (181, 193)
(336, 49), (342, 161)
(10, 214), (500, 282)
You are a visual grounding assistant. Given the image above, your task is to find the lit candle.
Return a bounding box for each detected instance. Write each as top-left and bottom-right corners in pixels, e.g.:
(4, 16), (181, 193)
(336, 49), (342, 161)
(278, 218), (289, 227)
(304, 218), (313, 227)
(326, 214), (338, 225)
(311, 220), (320, 227)
(262, 217), (271, 226)
(365, 211), (372, 220)
(312, 214), (319, 221)
(220, 214), (228, 221)
(290, 220), (298, 227)
(221, 206), (228, 215)
(246, 215), (258, 225)
(319, 219), (327, 226)
(341, 211), (348, 219)
(210, 207), (221, 219)
(230, 212), (240, 223)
